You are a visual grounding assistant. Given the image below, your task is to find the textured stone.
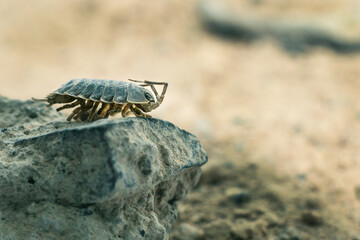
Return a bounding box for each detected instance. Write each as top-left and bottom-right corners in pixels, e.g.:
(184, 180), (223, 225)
(0, 96), (64, 128)
(0, 96), (208, 240)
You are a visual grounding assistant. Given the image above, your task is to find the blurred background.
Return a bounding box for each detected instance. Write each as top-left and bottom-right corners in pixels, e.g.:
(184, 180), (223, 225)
(1, 0), (360, 239)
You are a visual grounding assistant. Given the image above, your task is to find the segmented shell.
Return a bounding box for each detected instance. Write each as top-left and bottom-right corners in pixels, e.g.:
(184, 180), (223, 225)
(53, 78), (153, 104)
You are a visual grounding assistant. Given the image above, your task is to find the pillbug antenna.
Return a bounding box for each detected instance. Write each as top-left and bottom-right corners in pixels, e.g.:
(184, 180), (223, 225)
(128, 79), (168, 110)
(151, 82), (168, 109)
(32, 97), (54, 107)
(128, 79), (168, 108)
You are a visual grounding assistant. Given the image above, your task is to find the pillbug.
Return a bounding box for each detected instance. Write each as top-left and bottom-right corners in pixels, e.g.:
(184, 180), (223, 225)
(33, 78), (168, 121)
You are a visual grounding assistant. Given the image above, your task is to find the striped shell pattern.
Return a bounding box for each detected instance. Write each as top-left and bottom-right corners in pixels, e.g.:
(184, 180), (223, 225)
(54, 78), (154, 104)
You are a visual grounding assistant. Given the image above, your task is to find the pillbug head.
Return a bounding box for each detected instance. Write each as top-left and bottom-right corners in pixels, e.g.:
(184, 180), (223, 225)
(137, 89), (157, 112)
(144, 90), (155, 103)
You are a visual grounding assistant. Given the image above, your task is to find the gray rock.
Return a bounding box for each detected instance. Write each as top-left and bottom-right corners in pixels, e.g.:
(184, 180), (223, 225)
(0, 96), (208, 240)
(0, 96), (64, 128)
(198, 0), (360, 54)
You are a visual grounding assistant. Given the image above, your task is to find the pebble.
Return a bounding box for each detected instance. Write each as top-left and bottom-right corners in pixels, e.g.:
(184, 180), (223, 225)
(301, 211), (323, 226)
(263, 212), (281, 227)
(225, 187), (251, 205)
(305, 198), (321, 210)
(203, 219), (233, 239)
(231, 222), (253, 240)
(200, 164), (237, 185)
(234, 209), (252, 219)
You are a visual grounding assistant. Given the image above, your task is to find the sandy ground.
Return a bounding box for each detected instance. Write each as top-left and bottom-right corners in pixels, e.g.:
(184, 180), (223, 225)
(1, 0), (360, 239)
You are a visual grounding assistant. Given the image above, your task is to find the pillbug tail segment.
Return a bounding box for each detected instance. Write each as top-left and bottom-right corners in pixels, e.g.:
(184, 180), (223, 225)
(32, 97), (48, 102)
(32, 97), (54, 107)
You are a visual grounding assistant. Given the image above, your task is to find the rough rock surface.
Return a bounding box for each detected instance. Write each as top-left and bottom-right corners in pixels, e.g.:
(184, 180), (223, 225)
(0, 96), (208, 240)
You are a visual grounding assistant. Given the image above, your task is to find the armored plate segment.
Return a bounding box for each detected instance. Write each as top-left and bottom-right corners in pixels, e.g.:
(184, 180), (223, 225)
(54, 79), (80, 95)
(89, 80), (106, 101)
(65, 79), (92, 96)
(113, 81), (128, 104)
(79, 80), (98, 99)
(100, 80), (116, 103)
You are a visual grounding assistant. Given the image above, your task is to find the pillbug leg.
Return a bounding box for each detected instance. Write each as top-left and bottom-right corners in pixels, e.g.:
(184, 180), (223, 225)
(74, 100), (94, 120)
(88, 102), (100, 121)
(97, 103), (106, 116)
(99, 103), (111, 118)
(110, 104), (123, 116)
(103, 103), (115, 118)
(121, 104), (131, 117)
(106, 104), (121, 117)
(66, 99), (86, 121)
(67, 106), (82, 121)
(56, 99), (81, 112)
(131, 104), (151, 118)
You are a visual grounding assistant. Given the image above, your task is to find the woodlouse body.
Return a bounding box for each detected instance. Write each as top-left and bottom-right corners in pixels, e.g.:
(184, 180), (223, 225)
(33, 78), (168, 121)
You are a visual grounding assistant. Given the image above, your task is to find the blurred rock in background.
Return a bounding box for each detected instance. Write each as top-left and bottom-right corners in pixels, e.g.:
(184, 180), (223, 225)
(198, 0), (360, 54)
